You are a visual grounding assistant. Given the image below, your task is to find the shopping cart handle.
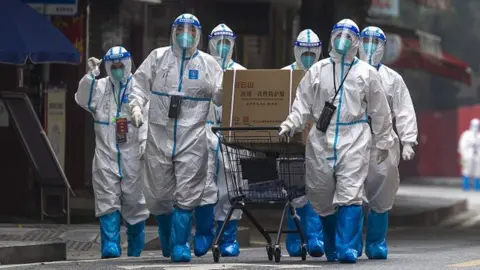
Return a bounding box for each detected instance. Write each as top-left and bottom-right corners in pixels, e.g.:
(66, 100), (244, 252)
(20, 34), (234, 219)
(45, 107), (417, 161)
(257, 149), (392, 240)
(211, 126), (281, 133)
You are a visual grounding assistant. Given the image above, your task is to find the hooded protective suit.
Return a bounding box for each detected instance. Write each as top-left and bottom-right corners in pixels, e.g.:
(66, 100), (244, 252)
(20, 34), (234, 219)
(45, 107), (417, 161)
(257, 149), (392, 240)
(128, 14), (224, 262)
(279, 19), (394, 263)
(282, 29), (322, 71)
(192, 23), (247, 258)
(75, 46), (150, 258)
(458, 118), (480, 190)
(280, 29), (324, 258)
(359, 26), (418, 260)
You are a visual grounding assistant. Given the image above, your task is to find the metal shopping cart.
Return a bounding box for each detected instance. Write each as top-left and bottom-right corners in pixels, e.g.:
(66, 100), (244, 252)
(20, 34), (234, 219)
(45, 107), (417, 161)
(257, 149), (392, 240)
(211, 126), (308, 263)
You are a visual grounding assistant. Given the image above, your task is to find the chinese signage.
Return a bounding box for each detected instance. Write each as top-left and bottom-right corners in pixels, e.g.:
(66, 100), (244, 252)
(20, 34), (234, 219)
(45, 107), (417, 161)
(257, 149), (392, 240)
(46, 87), (66, 169)
(53, 15), (85, 62)
(369, 0), (399, 18)
(417, 30), (442, 58)
(410, 0), (451, 11)
(23, 0), (77, 16)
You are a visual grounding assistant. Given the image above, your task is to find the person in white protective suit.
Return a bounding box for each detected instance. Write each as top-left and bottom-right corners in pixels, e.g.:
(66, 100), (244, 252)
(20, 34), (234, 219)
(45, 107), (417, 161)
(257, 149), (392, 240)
(193, 23), (247, 258)
(75, 46), (150, 259)
(280, 29), (325, 258)
(128, 14), (224, 263)
(279, 19), (394, 264)
(458, 118), (480, 191)
(359, 26), (418, 260)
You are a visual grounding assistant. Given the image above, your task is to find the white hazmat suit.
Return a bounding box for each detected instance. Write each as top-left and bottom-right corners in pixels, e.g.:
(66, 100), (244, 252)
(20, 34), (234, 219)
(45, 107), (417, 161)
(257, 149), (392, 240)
(279, 19), (394, 263)
(458, 118), (480, 191)
(75, 46), (150, 259)
(359, 26), (418, 260)
(194, 24), (246, 256)
(197, 23), (247, 258)
(128, 14), (224, 262)
(280, 29), (325, 258)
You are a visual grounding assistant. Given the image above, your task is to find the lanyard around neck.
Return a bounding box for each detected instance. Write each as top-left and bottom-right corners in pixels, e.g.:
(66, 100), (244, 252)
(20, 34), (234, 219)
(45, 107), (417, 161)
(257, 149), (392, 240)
(110, 77), (131, 113)
(331, 60), (355, 103)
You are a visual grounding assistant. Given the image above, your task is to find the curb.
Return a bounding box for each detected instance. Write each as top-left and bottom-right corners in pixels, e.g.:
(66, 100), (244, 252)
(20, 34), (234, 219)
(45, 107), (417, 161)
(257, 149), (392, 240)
(0, 241), (66, 265)
(144, 226), (251, 251)
(402, 177), (463, 188)
(388, 199), (468, 227)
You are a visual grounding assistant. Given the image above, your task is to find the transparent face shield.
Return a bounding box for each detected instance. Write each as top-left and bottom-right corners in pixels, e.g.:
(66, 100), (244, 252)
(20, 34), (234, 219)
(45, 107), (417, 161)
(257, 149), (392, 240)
(209, 30), (236, 69)
(294, 41), (322, 69)
(103, 49), (132, 83)
(171, 23), (201, 50)
(110, 62), (125, 82)
(361, 34), (386, 64)
(215, 38), (233, 58)
(331, 29), (356, 56)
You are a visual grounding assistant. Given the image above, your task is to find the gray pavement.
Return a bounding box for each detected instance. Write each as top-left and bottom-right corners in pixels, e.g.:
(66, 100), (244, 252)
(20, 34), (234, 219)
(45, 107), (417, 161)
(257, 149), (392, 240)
(0, 183), (476, 268)
(0, 227), (480, 269)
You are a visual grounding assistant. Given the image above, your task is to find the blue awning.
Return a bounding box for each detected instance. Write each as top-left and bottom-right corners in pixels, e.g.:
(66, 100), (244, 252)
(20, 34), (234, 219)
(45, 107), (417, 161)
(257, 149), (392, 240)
(0, 0), (81, 65)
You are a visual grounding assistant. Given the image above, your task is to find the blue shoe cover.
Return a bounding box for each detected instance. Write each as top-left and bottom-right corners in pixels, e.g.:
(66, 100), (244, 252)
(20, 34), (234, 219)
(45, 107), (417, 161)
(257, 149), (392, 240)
(215, 220), (240, 257)
(170, 208), (193, 262)
(475, 179), (480, 191)
(357, 232), (364, 258)
(320, 214), (337, 262)
(336, 205), (363, 264)
(126, 220), (145, 257)
(286, 207), (305, 257)
(357, 210), (364, 258)
(366, 210), (388, 260)
(155, 213), (173, 258)
(463, 176), (470, 191)
(99, 211), (122, 259)
(304, 203), (324, 257)
(193, 204), (215, 257)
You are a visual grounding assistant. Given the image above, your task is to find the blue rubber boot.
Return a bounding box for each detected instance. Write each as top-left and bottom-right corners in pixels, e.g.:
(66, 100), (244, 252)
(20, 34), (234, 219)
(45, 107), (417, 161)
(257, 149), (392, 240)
(365, 210), (389, 260)
(336, 205), (363, 264)
(463, 175), (470, 191)
(126, 220), (145, 257)
(215, 220), (240, 257)
(155, 213), (173, 258)
(193, 204), (215, 257)
(99, 211), (122, 259)
(286, 206), (306, 257)
(320, 214), (337, 262)
(170, 208), (193, 262)
(475, 178), (480, 191)
(304, 203), (324, 257)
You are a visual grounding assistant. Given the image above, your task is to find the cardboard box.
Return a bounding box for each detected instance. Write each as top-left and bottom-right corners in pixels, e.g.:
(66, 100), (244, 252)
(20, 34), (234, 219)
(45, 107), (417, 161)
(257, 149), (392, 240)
(221, 69), (311, 147)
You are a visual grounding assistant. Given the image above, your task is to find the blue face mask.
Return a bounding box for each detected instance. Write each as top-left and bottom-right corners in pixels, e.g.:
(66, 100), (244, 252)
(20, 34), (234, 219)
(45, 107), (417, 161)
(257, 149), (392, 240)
(176, 33), (195, 49)
(111, 69), (124, 81)
(334, 38), (352, 55)
(216, 44), (231, 58)
(301, 55), (315, 69)
(363, 42), (378, 55)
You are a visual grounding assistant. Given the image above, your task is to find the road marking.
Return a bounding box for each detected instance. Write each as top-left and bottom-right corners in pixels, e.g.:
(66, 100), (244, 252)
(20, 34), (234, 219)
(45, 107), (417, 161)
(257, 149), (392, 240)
(448, 259), (480, 267)
(118, 263), (320, 269)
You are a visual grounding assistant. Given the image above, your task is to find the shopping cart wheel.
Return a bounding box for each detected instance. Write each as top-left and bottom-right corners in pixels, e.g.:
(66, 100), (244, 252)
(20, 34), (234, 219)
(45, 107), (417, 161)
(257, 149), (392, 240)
(212, 245), (220, 263)
(266, 244), (274, 261)
(274, 246), (281, 263)
(300, 244), (307, 261)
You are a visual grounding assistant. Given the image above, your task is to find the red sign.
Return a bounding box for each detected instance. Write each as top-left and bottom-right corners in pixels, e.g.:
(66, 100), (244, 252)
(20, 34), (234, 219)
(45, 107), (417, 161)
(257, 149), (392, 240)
(410, 0), (451, 11)
(52, 15), (85, 62)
